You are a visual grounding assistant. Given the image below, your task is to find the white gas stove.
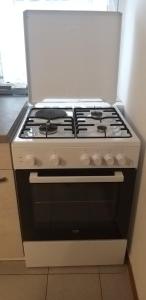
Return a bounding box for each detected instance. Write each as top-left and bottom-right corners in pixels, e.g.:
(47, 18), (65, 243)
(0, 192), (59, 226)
(11, 100), (140, 267)
(10, 11), (140, 267)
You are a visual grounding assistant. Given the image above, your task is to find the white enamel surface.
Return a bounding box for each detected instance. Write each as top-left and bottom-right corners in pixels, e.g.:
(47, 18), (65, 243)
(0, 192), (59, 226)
(11, 138), (140, 169)
(11, 141), (140, 169)
(24, 240), (127, 267)
(24, 154), (36, 167)
(24, 10), (121, 103)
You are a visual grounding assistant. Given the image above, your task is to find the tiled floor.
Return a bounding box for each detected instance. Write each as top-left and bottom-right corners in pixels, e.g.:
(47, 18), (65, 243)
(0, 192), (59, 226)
(0, 261), (135, 300)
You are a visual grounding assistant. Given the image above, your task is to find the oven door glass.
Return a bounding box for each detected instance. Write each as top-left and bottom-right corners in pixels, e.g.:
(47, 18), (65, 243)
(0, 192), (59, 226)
(15, 169), (136, 241)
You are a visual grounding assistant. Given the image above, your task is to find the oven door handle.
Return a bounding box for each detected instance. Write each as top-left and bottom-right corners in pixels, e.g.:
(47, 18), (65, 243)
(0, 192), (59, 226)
(29, 171), (124, 183)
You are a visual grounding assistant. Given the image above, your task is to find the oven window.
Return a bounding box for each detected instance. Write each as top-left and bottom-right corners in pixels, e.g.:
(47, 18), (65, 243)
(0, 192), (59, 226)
(31, 181), (119, 239)
(32, 182), (117, 221)
(15, 169), (136, 241)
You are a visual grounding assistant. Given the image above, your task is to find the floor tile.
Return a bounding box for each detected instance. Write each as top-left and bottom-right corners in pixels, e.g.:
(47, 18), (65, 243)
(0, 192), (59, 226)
(100, 271), (134, 300)
(46, 274), (102, 300)
(49, 265), (99, 274)
(99, 264), (128, 274)
(0, 275), (47, 300)
(0, 260), (48, 274)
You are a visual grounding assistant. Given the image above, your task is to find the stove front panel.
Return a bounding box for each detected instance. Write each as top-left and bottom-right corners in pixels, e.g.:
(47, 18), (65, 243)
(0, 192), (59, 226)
(11, 140), (140, 169)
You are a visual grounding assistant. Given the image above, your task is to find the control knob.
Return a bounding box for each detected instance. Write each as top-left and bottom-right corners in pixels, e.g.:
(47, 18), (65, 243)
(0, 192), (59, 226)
(116, 153), (126, 166)
(24, 154), (36, 167)
(49, 154), (60, 166)
(92, 154), (102, 166)
(80, 153), (91, 166)
(104, 154), (114, 166)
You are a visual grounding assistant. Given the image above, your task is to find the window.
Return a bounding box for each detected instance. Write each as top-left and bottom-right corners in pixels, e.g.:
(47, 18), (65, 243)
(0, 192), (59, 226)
(0, 0), (119, 88)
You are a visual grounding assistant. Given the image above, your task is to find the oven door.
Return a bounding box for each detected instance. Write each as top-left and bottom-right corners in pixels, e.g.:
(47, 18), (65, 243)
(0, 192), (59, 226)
(15, 169), (136, 241)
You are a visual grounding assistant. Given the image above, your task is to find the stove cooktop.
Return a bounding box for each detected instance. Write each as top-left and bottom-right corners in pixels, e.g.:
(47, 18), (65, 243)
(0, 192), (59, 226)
(19, 107), (132, 139)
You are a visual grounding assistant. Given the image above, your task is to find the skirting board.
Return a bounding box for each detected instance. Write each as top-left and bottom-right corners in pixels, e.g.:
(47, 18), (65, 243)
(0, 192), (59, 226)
(24, 240), (127, 267)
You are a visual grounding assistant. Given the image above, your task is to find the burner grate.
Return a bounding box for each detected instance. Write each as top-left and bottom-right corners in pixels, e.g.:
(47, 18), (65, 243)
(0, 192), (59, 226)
(75, 107), (132, 138)
(19, 108), (75, 139)
(19, 107), (132, 139)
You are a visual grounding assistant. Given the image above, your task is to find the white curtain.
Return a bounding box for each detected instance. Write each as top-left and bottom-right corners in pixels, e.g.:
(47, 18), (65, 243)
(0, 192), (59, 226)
(0, 0), (111, 84)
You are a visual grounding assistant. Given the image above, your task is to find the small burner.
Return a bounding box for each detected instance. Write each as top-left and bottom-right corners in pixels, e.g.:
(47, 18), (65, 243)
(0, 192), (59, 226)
(39, 122), (58, 135)
(91, 110), (102, 119)
(97, 125), (107, 133)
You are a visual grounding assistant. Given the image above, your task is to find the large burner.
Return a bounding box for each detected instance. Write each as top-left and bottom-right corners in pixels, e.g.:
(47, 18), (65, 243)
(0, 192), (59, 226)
(39, 122), (58, 135)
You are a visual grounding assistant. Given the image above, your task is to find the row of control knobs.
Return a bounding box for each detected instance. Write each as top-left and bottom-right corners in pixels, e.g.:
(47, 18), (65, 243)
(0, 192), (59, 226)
(24, 153), (127, 167)
(80, 153), (126, 166)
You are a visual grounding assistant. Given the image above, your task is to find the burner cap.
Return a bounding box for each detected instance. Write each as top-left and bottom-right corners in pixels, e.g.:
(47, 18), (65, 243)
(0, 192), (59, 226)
(91, 110), (102, 119)
(39, 122), (58, 135)
(97, 125), (107, 133)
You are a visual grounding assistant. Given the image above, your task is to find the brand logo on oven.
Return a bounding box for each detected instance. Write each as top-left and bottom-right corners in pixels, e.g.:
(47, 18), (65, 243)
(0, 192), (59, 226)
(72, 229), (80, 234)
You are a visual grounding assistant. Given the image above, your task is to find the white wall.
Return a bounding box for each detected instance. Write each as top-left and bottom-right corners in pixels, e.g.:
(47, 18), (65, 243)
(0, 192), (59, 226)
(118, 0), (126, 13)
(118, 0), (146, 299)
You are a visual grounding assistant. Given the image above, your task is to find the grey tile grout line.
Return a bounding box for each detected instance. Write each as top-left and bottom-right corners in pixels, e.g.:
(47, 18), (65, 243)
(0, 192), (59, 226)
(99, 273), (104, 300)
(48, 272), (100, 275)
(45, 273), (49, 300)
(47, 271), (124, 275)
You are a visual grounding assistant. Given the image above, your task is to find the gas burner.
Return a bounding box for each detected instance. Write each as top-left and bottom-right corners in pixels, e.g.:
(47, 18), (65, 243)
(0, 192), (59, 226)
(91, 110), (102, 119)
(39, 122), (58, 135)
(97, 125), (107, 133)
